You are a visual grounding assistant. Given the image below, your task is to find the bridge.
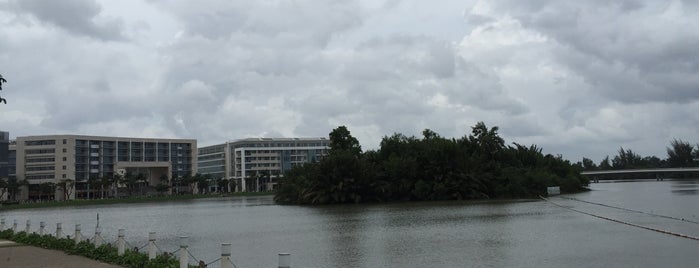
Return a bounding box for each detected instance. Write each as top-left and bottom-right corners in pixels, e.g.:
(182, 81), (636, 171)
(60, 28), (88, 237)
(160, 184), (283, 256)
(582, 167), (699, 182)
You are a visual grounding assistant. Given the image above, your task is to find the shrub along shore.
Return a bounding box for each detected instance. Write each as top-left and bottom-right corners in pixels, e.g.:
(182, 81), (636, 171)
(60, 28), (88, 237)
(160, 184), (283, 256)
(0, 229), (190, 268)
(0, 191), (273, 212)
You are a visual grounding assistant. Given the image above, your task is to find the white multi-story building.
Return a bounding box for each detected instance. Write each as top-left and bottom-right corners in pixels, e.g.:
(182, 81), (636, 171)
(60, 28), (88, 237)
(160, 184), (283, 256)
(12, 135), (196, 200)
(197, 138), (329, 192)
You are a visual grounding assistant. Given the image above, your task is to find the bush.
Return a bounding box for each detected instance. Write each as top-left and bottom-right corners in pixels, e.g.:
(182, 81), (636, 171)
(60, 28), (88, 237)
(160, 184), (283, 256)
(0, 229), (186, 268)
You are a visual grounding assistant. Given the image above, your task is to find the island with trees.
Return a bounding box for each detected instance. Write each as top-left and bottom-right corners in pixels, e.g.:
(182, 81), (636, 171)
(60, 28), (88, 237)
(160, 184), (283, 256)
(275, 122), (588, 204)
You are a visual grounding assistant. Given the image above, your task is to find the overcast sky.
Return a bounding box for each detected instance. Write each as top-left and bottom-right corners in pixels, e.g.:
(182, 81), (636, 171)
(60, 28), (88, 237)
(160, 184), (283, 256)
(1, 0), (698, 162)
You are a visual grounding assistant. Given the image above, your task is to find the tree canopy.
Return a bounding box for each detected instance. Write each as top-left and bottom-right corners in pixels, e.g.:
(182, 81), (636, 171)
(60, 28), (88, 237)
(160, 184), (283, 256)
(275, 123), (587, 204)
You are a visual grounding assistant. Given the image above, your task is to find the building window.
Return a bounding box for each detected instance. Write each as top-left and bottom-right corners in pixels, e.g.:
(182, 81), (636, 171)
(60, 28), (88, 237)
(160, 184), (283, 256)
(63, 157), (67, 161)
(62, 174), (66, 178)
(63, 139), (67, 144)
(62, 165), (66, 170)
(62, 148), (67, 153)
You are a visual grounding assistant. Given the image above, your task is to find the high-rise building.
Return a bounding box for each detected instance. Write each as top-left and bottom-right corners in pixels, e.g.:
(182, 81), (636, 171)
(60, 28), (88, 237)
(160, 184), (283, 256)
(13, 135), (196, 200)
(197, 138), (329, 192)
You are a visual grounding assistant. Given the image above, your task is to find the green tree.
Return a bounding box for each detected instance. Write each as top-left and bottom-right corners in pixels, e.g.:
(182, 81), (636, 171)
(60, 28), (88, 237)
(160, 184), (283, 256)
(56, 179), (75, 200)
(612, 148), (641, 169)
(599, 156), (611, 169)
(667, 139), (694, 167)
(581, 157), (597, 171)
(329, 126), (362, 156)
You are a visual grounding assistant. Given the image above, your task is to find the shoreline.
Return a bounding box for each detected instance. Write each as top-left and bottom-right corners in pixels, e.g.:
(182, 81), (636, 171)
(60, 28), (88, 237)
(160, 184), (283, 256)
(0, 192), (274, 212)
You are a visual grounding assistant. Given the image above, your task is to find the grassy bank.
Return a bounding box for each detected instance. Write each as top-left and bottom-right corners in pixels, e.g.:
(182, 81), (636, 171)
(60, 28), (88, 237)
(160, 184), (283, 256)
(0, 191), (273, 211)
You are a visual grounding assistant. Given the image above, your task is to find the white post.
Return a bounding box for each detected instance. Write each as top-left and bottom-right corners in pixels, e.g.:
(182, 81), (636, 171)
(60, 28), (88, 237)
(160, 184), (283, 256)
(74, 224), (82, 243)
(39, 221), (45, 235)
(179, 236), (188, 268)
(12, 220), (17, 231)
(221, 243), (232, 268)
(147, 232), (157, 260)
(25, 220), (31, 233)
(56, 223), (63, 238)
(117, 229), (126, 256)
(0, 218), (5, 230)
(278, 253), (290, 268)
(94, 226), (103, 247)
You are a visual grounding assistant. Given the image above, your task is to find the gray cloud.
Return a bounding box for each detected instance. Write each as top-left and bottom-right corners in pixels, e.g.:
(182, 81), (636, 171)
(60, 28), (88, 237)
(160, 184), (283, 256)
(1, 0), (698, 162)
(9, 0), (125, 41)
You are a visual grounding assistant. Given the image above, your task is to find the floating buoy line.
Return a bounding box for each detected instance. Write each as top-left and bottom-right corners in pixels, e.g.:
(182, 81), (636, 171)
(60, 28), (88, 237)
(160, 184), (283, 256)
(558, 196), (699, 225)
(539, 196), (699, 241)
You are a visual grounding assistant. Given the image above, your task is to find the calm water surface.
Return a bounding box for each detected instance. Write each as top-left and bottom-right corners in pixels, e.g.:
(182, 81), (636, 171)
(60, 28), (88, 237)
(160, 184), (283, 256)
(2, 179), (698, 267)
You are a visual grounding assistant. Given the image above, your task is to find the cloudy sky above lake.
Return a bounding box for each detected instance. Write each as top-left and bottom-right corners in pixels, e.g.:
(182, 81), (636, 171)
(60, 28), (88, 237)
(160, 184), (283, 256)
(1, 0), (698, 162)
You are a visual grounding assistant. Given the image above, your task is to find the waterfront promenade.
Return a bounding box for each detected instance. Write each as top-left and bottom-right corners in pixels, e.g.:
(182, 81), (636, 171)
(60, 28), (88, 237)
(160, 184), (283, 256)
(0, 239), (121, 268)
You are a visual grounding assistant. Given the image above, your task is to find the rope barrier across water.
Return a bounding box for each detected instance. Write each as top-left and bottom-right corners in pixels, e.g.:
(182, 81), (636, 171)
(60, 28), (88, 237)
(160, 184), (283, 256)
(540, 196), (699, 242)
(558, 196), (699, 225)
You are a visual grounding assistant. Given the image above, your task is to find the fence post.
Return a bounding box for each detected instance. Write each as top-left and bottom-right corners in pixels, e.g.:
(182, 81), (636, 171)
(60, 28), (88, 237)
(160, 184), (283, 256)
(278, 253), (291, 268)
(25, 220), (31, 233)
(94, 226), (103, 247)
(12, 220), (17, 232)
(147, 232), (157, 260)
(39, 221), (45, 235)
(56, 223), (62, 238)
(179, 236), (188, 268)
(74, 224), (82, 243)
(117, 229), (126, 256)
(221, 243), (232, 268)
(0, 218), (4, 230)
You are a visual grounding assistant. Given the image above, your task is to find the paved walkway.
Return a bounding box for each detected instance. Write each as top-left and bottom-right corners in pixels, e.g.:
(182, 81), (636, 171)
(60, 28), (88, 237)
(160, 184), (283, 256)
(0, 239), (122, 268)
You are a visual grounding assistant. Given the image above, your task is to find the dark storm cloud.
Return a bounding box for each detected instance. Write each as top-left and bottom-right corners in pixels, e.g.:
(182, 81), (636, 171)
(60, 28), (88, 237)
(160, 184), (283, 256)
(9, 0), (125, 41)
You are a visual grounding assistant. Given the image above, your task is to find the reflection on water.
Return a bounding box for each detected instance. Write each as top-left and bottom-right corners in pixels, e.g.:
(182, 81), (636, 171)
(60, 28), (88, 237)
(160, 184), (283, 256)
(1, 179), (698, 267)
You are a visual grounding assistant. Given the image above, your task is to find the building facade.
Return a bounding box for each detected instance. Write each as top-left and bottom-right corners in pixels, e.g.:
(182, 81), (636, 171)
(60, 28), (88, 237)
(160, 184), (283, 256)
(13, 135), (196, 200)
(0, 131), (8, 180)
(197, 138), (329, 192)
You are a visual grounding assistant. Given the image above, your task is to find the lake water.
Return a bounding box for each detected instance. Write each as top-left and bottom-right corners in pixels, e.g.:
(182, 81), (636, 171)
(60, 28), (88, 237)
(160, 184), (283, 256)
(1, 179), (698, 267)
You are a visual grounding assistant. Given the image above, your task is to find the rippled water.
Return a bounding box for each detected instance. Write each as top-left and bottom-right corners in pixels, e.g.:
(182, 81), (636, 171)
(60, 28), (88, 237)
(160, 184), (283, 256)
(2, 179), (698, 267)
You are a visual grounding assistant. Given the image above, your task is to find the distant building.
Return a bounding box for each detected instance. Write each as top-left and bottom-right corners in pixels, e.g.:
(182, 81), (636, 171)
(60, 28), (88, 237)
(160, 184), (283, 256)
(198, 138), (329, 192)
(0, 131), (8, 180)
(13, 135), (196, 200)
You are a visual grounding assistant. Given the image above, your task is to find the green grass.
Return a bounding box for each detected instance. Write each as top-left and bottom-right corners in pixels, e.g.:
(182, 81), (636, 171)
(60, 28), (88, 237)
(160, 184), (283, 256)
(0, 192), (274, 211)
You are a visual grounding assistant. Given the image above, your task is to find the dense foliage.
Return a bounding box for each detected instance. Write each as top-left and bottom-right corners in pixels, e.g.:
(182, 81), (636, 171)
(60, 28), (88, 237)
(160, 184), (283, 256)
(580, 139), (699, 171)
(0, 229), (188, 268)
(275, 122), (588, 204)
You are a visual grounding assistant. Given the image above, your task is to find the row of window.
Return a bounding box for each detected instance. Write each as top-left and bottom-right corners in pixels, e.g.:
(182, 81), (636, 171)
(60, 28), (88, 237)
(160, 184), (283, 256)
(24, 140), (56, 146)
(25, 149), (56, 155)
(26, 174), (55, 180)
(233, 142), (328, 148)
(26, 157), (55, 163)
(25, 165), (55, 171)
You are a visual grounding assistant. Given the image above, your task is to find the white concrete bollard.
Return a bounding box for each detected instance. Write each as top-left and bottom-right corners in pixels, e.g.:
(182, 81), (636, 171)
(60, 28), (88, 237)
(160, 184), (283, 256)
(179, 236), (188, 268)
(39, 222), (45, 235)
(117, 229), (126, 256)
(12, 220), (17, 232)
(94, 227), (103, 247)
(74, 224), (82, 243)
(221, 243), (232, 268)
(0, 218), (5, 230)
(278, 253), (291, 268)
(147, 232), (157, 260)
(56, 223), (63, 238)
(25, 220), (31, 233)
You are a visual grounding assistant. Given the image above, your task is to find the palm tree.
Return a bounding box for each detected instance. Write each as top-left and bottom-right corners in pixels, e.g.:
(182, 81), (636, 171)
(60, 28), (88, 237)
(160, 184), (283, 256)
(0, 74), (7, 104)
